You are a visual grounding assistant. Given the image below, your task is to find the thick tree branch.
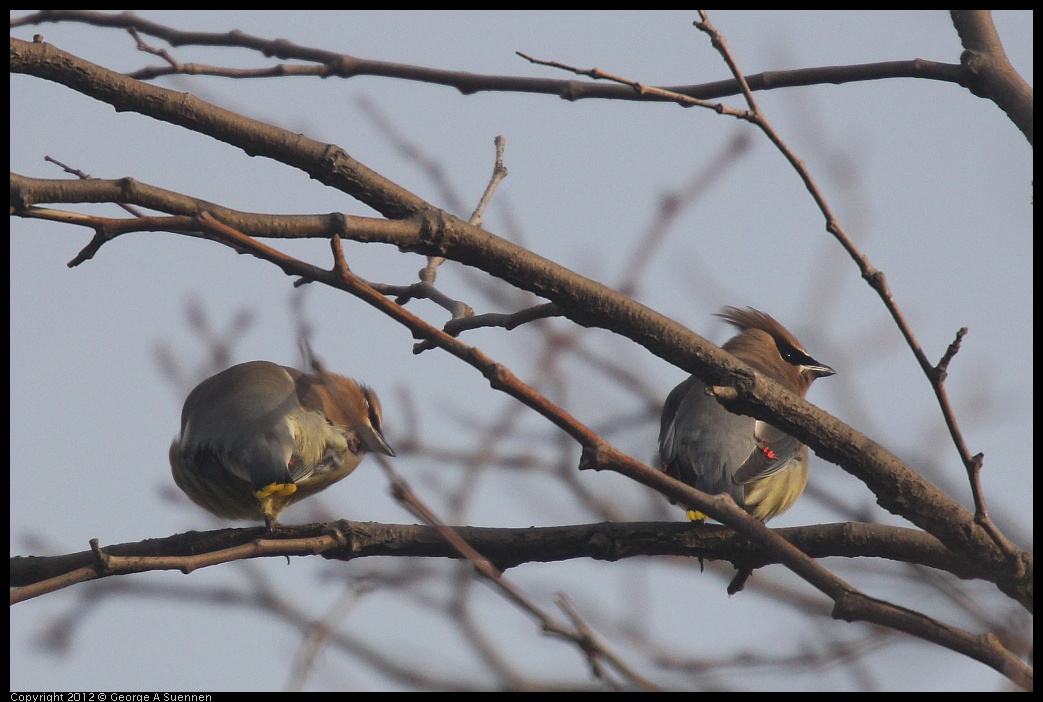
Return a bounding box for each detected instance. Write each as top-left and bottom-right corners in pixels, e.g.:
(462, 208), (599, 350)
(7, 521), (990, 590)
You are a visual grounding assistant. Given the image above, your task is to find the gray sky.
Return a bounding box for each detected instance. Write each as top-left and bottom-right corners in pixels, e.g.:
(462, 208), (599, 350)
(10, 10), (1032, 691)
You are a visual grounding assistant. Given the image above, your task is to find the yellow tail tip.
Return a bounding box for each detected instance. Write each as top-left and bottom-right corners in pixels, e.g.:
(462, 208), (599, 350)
(686, 510), (707, 522)
(255, 482), (298, 499)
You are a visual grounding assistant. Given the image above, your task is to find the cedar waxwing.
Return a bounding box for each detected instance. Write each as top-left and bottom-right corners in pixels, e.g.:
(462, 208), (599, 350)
(170, 360), (394, 529)
(658, 307), (834, 522)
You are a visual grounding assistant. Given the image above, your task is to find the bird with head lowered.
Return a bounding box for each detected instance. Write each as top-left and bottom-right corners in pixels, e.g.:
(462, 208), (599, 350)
(170, 360), (395, 530)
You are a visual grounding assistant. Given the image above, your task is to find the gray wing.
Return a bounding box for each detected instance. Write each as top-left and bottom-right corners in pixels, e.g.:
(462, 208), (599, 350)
(178, 361), (299, 490)
(660, 375), (752, 502)
(732, 420), (803, 486)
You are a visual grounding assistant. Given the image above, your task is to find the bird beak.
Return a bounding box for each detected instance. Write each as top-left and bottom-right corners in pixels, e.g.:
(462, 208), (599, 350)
(359, 424), (396, 457)
(806, 361), (836, 379)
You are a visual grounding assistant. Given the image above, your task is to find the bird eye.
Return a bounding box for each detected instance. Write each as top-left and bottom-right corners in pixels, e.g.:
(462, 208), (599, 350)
(778, 344), (811, 366)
